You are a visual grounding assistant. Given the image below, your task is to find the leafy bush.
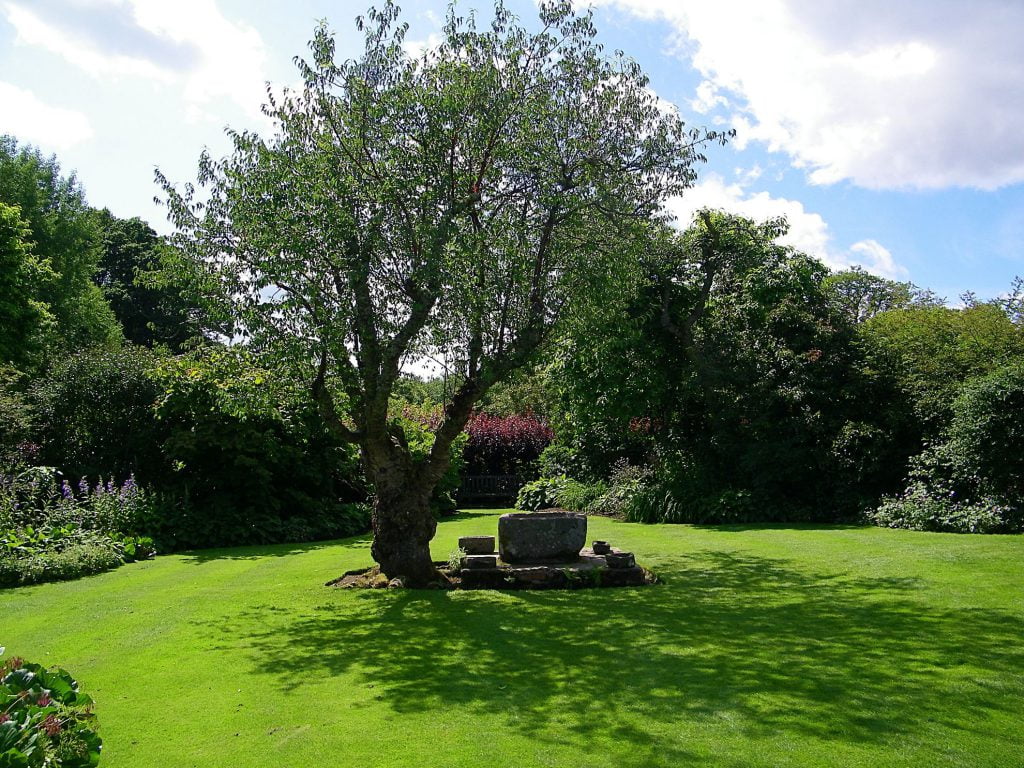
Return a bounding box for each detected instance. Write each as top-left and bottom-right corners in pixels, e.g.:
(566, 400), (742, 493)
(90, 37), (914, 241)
(149, 350), (369, 549)
(31, 346), (165, 485)
(463, 412), (552, 476)
(1, 540), (125, 587)
(943, 363), (1024, 500)
(866, 364), (1024, 534)
(554, 478), (607, 512)
(868, 487), (1020, 534)
(0, 368), (36, 469)
(515, 476), (567, 511)
(0, 648), (102, 765)
(537, 444), (589, 481)
(25, 347), (372, 551)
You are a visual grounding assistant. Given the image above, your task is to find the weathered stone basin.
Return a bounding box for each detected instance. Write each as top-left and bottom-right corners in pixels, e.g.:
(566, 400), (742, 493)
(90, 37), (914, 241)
(498, 510), (587, 563)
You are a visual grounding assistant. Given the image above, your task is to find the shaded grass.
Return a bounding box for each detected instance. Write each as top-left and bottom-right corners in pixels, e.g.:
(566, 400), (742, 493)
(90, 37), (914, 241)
(2, 511), (1023, 767)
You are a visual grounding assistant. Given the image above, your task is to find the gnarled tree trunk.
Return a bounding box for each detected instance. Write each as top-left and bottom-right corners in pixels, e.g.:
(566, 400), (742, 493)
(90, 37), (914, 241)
(369, 472), (437, 586)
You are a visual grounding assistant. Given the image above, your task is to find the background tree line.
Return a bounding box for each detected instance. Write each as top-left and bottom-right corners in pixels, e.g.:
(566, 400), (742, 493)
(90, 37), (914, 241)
(518, 212), (1024, 534)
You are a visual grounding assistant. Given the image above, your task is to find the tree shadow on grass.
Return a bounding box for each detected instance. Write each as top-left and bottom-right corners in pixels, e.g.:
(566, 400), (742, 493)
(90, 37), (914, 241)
(199, 549), (1024, 765)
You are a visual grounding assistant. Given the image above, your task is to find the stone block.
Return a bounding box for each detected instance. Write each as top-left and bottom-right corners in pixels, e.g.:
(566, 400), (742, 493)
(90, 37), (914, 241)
(498, 511), (587, 563)
(464, 554), (497, 569)
(459, 535), (495, 554)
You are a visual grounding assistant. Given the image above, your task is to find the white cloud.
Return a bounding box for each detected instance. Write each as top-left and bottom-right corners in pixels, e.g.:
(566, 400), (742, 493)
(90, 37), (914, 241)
(0, 81), (93, 149)
(403, 32), (443, 60)
(668, 173), (907, 279)
(848, 240), (908, 280)
(3, 0), (269, 125)
(596, 0), (1024, 190)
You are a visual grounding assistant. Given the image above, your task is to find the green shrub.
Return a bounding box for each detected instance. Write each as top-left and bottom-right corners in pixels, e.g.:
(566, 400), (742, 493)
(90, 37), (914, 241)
(0, 368), (36, 468)
(515, 476), (567, 511)
(944, 363), (1024, 500)
(1, 541), (125, 586)
(868, 489), (1019, 534)
(31, 346), (165, 484)
(537, 445), (581, 478)
(554, 478), (607, 512)
(150, 350), (368, 549)
(0, 648), (102, 765)
(866, 364), (1024, 534)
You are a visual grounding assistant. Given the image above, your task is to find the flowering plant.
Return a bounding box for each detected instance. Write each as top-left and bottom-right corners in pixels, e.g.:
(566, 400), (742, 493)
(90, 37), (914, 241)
(0, 647), (102, 766)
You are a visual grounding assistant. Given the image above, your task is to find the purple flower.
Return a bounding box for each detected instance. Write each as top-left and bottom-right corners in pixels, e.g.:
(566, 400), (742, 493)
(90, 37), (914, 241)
(61, 480), (73, 499)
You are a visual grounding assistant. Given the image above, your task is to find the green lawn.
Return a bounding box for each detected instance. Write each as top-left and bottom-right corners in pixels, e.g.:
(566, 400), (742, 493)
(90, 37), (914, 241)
(3, 510), (1023, 768)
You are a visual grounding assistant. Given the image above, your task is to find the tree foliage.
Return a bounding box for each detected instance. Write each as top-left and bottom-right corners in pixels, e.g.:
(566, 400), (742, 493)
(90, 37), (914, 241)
(824, 266), (941, 324)
(0, 135), (121, 356)
(94, 208), (200, 351)
(0, 202), (57, 369)
(859, 303), (1024, 435)
(552, 211), (907, 519)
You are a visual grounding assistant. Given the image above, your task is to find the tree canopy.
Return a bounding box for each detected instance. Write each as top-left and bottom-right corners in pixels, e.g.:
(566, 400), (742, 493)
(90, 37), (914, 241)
(0, 136), (121, 358)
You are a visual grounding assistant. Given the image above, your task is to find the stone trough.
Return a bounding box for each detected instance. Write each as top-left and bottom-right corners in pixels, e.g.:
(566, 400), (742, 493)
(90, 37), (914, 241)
(453, 509), (656, 590)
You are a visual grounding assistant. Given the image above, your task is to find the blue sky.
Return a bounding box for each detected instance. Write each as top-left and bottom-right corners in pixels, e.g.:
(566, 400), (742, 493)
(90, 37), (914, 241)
(2, 0), (1023, 301)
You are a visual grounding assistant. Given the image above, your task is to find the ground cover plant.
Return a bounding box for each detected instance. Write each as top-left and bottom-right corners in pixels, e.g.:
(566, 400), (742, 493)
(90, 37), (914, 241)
(2, 510), (1022, 767)
(0, 649), (102, 766)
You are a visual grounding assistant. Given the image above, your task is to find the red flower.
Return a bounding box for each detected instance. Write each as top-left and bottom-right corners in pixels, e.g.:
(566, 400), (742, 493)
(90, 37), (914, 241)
(40, 714), (61, 737)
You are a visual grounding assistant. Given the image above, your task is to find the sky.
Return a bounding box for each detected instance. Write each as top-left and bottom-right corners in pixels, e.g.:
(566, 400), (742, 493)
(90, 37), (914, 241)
(2, 0), (1024, 301)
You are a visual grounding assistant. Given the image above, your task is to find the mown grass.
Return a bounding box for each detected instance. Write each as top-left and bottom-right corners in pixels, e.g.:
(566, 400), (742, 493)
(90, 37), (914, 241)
(3, 510), (1023, 767)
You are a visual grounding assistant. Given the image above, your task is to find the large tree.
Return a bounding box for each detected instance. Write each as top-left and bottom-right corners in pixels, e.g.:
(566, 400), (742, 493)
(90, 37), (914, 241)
(93, 208), (200, 351)
(0, 202), (57, 370)
(160, 0), (723, 583)
(0, 136), (121, 355)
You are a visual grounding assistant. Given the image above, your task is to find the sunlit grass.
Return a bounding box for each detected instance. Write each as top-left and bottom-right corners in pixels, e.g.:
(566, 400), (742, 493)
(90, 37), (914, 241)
(3, 510), (1022, 767)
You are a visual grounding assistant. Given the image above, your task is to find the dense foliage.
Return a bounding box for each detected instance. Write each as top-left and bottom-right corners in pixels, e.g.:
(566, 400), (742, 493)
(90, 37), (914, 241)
(0, 649), (102, 766)
(868, 363), (1024, 533)
(93, 209), (199, 352)
(546, 213), (897, 522)
(0, 136), (121, 363)
(2, 0), (1022, 556)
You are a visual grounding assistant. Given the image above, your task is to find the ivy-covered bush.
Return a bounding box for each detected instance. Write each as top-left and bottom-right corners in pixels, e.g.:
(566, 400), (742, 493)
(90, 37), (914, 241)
(463, 412), (552, 476)
(0, 648), (102, 766)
